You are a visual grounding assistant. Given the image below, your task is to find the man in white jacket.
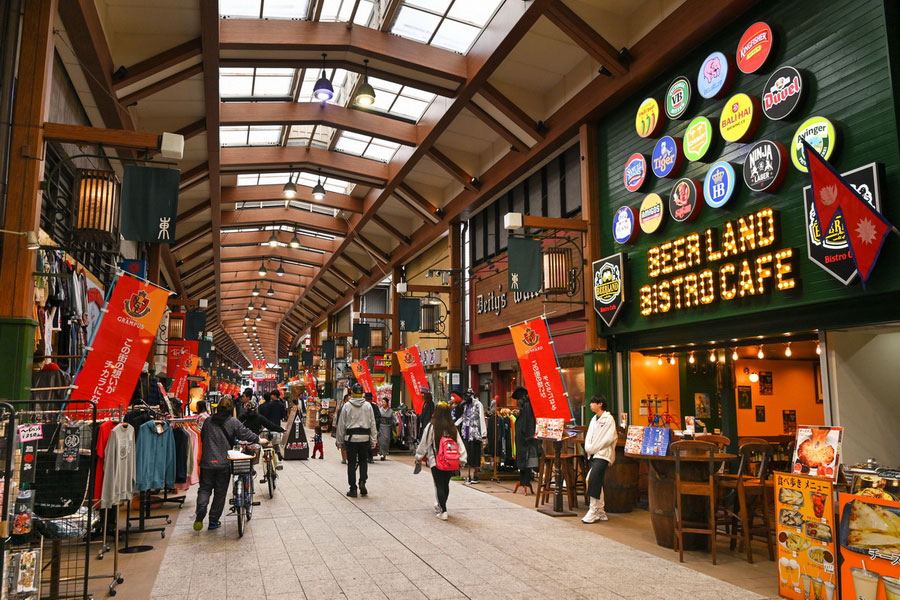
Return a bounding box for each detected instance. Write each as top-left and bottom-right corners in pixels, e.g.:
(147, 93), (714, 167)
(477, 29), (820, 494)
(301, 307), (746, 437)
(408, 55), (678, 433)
(582, 395), (618, 523)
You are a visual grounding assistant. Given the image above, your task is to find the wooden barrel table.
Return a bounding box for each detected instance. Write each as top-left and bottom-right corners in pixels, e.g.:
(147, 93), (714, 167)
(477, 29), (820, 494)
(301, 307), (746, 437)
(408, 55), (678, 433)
(605, 446), (639, 513)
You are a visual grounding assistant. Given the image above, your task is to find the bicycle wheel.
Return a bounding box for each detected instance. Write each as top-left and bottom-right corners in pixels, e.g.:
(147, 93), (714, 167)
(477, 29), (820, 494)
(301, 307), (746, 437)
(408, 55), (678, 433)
(234, 478), (244, 538)
(267, 461), (275, 499)
(245, 475), (253, 521)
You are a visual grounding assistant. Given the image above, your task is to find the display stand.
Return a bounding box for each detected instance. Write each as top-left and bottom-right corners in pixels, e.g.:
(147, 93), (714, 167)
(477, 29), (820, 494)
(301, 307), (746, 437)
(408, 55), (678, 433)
(120, 491), (169, 554)
(283, 407), (309, 460)
(537, 438), (577, 517)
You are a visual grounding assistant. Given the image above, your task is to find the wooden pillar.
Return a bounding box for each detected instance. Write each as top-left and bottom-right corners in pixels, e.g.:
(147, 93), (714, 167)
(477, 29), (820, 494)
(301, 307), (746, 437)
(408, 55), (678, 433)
(448, 221), (463, 392)
(580, 123), (603, 352)
(147, 245), (161, 284)
(0, 0), (56, 401)
(390, 265), (402, 408)
(350, 294), (360, 361)
(324, 315), (333, 387)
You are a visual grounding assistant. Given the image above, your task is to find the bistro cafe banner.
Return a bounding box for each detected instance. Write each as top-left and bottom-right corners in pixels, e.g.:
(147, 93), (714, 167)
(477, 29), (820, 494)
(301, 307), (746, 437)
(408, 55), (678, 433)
(71, 271), (170, 411)
(509, 316), (572, 422)
(395, 346), (428, 415)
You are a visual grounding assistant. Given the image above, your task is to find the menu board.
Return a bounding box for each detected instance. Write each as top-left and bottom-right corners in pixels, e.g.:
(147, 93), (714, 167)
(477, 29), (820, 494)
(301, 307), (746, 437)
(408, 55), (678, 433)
(624, 426), (645, 454)
(639, 427), (670, 456)
(535, 418), (565, 441)
(837, 493), (900, 600)
(774, 473), (837, 600)
(791, 426), (843, 481)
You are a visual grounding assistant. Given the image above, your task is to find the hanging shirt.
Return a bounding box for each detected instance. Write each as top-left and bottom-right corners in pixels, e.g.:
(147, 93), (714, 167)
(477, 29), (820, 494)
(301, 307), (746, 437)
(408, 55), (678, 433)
(101, 423), (136, 508)
(135, 420), (175, 491)
(93, 420), (117, 501)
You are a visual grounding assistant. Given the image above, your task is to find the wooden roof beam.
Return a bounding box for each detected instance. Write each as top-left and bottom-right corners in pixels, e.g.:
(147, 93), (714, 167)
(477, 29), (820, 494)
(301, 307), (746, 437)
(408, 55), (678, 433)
(428, 148), (479, 191)
(220, 102), (420, 147)
(352, 233), (389, 264)
(337, 253), (371, 277)
(220, 278), (308, 290)
(544, 0), (628, 77)
(178, 242), (214, 264)
(113, 37), (202, 92)
(329, 265), (356, 287)
(218, 261), (318, 278)
(318, 278), (345, 298)
(221, 146), (389, 185)
(478, 82), (544, 141)
(219, 229), (338, 252)
(161, 246), (185, 296)
(177, 201), (210, 223)
(371, 214), (410, 245)
(173, 223), (211, 251)
(396, 183), (440, 224)
(180, 161), (209, 188)
(220, 246), (327, 267)
(466, 102), (528, 151)
(221, 207), (348, 237)
(222, 184), (363, 213)
(119, 62), (203, 107)
(310, 288), (337, 305)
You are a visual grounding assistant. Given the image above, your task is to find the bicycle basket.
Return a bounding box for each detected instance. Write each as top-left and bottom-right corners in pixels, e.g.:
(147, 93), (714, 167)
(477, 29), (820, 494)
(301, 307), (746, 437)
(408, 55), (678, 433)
(229, 456), (253, 474)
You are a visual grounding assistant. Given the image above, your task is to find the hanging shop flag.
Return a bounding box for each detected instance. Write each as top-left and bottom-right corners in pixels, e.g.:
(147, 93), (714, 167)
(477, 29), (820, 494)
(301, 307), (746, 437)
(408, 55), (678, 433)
(398, 297), (422, 332)
(352, 323), (370, 348)
(321, 340), (335, 360)
(804, 141), (895, 283)
(166, 340), (198, 377)
(394, 347), (428, 415)
(349, 359), (376, 397)
(507, 237), (543, 293)
(302, 351), (313, 367)
(184, 310), (207, 341)
(117, 259), (147, 280)
(120, 165), (180, 244)
(509, 317), (572, 422)
(592, 253), (626, 327)
(251, 359), (266, 381)
(304, 369), (318, 398)
(170, 352), (199, 403)
(70, 272), (170, 410)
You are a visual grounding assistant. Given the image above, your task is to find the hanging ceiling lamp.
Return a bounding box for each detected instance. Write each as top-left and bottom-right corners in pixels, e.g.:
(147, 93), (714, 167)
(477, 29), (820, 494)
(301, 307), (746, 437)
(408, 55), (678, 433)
(267, 285), (275, 297)
(355, 59), (376, 106)
(277, 264), (285, 277)
(757, 345), (765, 359)
(282, 168), (297, 199)
(252, 285), (260, 297)
(258, 262), (268, 277)
(312, 168), (326, 201)
(244, 312), (250, 321)
(255, 312), (262, 321)
(289, 230), (301, 249)
(267, 230), (279, 247)
(260, 301), (268, 311)
(313, 53), (334, 102)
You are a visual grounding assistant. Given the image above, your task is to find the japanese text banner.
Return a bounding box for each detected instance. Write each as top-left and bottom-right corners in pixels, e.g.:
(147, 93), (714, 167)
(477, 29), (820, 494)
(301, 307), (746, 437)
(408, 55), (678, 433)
(71, 273), (169, 410)
(170, 352), (199, 402)
(509, 317), (572, 421)
(350, 360), (376, 397)
(395, 347), (428, 415)
(304, 369), (318, 398)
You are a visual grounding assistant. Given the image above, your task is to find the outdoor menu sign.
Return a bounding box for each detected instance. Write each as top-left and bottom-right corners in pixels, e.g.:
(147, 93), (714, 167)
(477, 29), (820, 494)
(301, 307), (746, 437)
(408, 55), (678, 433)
(792, 426), (843, 481)
(774, 472), (836, 600)
(624, 426), (644, 454)
(837, 493), (900, 600)
(535, 417), (565, 441)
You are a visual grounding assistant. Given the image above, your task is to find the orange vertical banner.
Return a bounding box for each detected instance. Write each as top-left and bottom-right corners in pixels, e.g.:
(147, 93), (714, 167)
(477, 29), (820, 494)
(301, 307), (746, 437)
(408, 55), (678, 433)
(304, 368), (318, 398)
(350, 360), (376, 396)
(170, 352), (199, 403)
(395, 346), (428, 415)
(509, 317), (572, 421)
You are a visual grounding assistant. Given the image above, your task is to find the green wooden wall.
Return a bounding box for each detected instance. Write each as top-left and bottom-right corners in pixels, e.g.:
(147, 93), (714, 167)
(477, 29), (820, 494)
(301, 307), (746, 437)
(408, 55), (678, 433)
(597, 0), (900, 347)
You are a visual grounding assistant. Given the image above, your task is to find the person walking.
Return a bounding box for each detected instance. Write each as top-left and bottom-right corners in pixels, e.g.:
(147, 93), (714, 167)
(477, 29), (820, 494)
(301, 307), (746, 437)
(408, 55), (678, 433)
(335, 383), (377, 497)
(415, 401), (467, 521)
(377, 397), (394, 460)
(512, 387), (540, 493)
(582, 395), (618, 524)
(365, 392), (378, 464)
(193, 396), (265, 531)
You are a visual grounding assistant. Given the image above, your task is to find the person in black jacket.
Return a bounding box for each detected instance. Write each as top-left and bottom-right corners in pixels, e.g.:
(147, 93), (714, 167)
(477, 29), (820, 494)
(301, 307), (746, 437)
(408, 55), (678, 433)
(259, 395), (287, 460)
(239, 401), (285, 436)
(419, 389), (434, 439)
(513, 387), (540, 492)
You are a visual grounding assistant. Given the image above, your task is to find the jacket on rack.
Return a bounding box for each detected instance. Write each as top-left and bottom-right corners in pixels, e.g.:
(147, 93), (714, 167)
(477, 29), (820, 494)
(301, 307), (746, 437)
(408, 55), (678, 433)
(101, 423), (136, 508)
(136, 420), (176, 490)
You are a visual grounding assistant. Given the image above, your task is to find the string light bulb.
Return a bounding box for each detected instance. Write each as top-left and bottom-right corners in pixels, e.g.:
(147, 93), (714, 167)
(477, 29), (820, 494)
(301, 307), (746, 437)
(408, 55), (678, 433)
(757, 345), (765, 359)
(732, 348), (739, 361)
(784, 342), (792, 357)
(688, 352), (695, 364)
(709, 350), (717, 363)
(658, 356), (663, 366)
(668, 356), (676, 365)
(816, 342), (822, 355)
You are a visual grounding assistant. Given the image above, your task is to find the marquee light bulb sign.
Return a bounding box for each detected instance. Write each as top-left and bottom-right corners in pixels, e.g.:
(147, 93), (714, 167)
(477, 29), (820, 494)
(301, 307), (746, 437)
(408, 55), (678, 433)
(639, 207), (797, 316)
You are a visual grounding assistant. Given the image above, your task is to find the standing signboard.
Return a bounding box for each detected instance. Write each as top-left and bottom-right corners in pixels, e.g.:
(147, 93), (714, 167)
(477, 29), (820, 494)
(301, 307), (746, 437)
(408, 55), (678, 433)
(283, 407), (309, 460)
(837, 492), (900, 600)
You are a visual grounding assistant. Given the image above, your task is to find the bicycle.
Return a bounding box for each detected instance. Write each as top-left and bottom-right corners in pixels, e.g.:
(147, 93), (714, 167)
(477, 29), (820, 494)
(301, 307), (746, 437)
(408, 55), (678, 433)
(259, 430), (281, 499)
(228, 444), (258, 538)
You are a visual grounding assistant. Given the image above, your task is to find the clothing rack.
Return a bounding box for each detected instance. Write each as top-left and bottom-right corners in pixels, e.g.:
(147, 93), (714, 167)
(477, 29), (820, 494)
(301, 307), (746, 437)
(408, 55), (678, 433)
(485, 410), (519, 482)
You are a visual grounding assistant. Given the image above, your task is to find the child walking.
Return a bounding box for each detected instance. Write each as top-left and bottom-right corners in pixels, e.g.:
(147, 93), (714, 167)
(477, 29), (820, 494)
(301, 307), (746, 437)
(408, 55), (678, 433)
(312, 422), (324, 459)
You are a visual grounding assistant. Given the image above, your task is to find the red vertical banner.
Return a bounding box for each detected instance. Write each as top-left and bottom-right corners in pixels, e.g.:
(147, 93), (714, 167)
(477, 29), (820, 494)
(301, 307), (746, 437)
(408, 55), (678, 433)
(509, 317), (572, 422)
(304, 369), (318, 398)
(349, 360), (376, 396)
(170, 352), (199, 402)
(395, 347), (428, 415)
(71, 273), (170, 410)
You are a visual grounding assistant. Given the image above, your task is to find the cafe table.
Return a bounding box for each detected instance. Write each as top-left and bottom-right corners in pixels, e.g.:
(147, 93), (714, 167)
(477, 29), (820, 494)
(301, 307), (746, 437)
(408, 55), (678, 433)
(625, 451), (736, 550)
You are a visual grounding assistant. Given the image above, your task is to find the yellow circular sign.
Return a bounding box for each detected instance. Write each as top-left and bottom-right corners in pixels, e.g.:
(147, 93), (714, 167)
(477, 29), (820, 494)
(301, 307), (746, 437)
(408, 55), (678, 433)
(636, 98), (663, 138)
(639, 193), (665, 234)
(719, 93), (760, 142)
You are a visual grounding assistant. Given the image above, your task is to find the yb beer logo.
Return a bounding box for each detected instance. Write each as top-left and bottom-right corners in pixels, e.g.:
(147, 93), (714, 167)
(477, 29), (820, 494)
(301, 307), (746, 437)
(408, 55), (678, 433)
(522, 327), (540, 347)
(124, 290), (152, 319)
(592, 254), (626, 327)
(665, 76), (692, 120)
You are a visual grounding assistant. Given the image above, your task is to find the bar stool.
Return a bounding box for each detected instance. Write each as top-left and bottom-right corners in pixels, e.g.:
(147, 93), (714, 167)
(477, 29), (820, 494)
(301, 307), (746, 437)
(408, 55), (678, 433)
(716, 439), (775, 563)
(535, 439), (578, 509)
(671, 440), (719, 565)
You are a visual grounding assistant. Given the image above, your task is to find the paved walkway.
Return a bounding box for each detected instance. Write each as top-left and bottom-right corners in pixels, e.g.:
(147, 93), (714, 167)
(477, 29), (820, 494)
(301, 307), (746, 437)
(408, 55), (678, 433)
(150, 442), (772, 600)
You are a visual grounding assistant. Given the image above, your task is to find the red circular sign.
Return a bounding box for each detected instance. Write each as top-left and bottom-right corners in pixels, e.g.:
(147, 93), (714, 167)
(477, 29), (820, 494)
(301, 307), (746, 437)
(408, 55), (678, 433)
(736, 22), (774, 74)
(623, 153), (648, 192)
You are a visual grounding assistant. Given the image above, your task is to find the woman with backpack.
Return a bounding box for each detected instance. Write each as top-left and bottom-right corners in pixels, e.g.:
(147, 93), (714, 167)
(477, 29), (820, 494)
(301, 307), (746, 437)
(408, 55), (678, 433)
(415, 401), (467, 521)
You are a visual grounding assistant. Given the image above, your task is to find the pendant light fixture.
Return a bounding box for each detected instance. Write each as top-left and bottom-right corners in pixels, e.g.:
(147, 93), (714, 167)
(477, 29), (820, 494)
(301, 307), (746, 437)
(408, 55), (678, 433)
(251, 285), (260, 297)
(757, 345), (765, 359)
(260, 301), (268, 311)
(313, 53), (334, 102)
(277, 264), (285, 277)
(289, 229), (301, 249)
(732, 348), (739, 361)
(267, 285), (275, 297)
(267, 230), (279, 247)
(709, 350), (717, 363)
(248, 299), (255, 309)
(255, 312), (262, 321)
(657, 356), (663, 366)
(355, 59), (376, 106)
(244, 312), (251, 321)
(688, 352), (695, 364)
(816, 342), (822, 355)
(784, 342), (792, 357)
(312, 168), (326, 201)
(282, 168), (297, 199)
(258, 262), (268, 277)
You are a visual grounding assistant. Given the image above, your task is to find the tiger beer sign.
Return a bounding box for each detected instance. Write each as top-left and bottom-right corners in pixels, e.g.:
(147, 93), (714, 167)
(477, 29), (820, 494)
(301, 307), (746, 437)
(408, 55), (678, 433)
(592, 253), (626, 328)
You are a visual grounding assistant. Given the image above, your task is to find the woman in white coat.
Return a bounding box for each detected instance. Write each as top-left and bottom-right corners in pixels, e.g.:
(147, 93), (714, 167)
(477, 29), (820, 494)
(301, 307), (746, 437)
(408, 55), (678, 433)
(582, 395), (618, 523)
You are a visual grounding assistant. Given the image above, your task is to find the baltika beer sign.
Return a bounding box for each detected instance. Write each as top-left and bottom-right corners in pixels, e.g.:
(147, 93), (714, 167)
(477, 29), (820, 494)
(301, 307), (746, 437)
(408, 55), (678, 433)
(509, 317), (571, 422)
(744, 140), (788, 192)
(791, 116), (837, 172)
(639, 207), (797, 317)
(704, 162), (737, 208)
(736, 22), (774, 74)
(803, 162), (883, 285)
(635, 97), (663, 138)
(697, 51), (733, 99)
(762, 66), (804, 120)
(665, 76), (692, 120)
(669, 178), (702, 223)
(719, 93), (760, 142)
(613, 206), (638, 244)
(593, 253), (626, 327)
(623, 153), (648, 192)
(651, 136), (684, 178)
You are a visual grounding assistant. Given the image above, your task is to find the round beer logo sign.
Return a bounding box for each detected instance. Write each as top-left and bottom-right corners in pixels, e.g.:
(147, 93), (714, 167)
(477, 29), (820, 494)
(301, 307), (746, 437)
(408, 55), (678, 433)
(639, 194), (665, 234)
(613, 206), (638, 244)
(668, 178), (702, 223)
(791, 116), (836, 172)
(703, 161), (737, 208)
(623, 153), (648, 192)
(665, 76), (692, 120)
(697, 51), (733, 99)
(719, 93), (760, 142)
(651, 136), (684, 178)
(762, 66), (804, 120)
(736, 22), (774, 74)
(683, 116), (713, 161)
(743, 140), (788, 192)
(635, 97), (663, 138)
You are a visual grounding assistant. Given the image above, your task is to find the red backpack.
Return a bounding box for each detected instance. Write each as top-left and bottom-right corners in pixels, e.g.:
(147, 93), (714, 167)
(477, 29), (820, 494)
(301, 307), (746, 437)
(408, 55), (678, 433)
(435, 434), (461, 471)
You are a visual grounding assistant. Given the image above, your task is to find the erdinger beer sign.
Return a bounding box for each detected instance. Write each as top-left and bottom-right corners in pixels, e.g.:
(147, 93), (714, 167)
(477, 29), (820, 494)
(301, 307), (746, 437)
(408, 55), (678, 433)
(593, 253), (626, 327)
(803, 162), (883, 285)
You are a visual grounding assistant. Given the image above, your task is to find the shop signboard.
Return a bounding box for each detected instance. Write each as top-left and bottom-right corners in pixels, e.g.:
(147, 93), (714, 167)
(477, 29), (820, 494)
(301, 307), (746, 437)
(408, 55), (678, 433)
(837, 493), (900, 600)
(683, 116), (713, 162)
(349, 360), (376, 396)
(395, 347), (428, 414)
(419, 347), (442, 368)
(304, 369), (317, 398)
(283, 407), (309, 460)
(623, 153), (648, 192)
(744, 140), (788, 193)
(697, 51), (733, 99)
(803, 162), (883, 285)
(613, 206), (638, 244)
(592, 253), (626, 327)
(704, 161), (737, 208)
(635, 97), (663, 138)
(665, 76), (692, 120)
(774, 473), (836, 600)
(171, 352), (199, 403)
(763, 66), (804, 120)
(651, 136), (684, 178)
(719, 93), (761, 142)
(668, 178), (703, 223)
(70, 273), (169, 410)
(509, 317), (572, 422)
(251, 359), (267, 381)
(791, 116), (838, 172)
(736, 22), (774, 73)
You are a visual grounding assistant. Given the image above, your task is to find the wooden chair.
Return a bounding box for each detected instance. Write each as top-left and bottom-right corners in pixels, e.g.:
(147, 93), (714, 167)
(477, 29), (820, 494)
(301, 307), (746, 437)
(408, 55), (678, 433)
(716, 439), (775, 563)
(672, 440), (719, 565)
(695, 434), (731, 451)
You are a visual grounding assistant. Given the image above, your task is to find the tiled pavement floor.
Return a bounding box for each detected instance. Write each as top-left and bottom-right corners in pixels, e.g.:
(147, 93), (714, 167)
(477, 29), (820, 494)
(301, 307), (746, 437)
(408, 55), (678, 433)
(146, 439), (776, 600)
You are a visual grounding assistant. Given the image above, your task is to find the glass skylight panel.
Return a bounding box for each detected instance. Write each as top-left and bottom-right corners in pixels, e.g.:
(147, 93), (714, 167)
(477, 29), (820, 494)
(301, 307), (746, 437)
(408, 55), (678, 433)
(391, 6), (441, 43)
(364, 139), (400, 162)
(247, 125), (282, 145)
(334, 132), (370, 155)
(368, 77), (402, 94)
(252, 68), (294, 96)
(262, 0), (311, 18)
(432, 19), (480, 53)
(390, 95), (430, 120)
(221, 126), (249, 146)
(405, 0), (452, 12)
(389, 0), (503, 54)
(220, 0), (261, 17)
(220, 68), (254, 97)
(257, 172), (292, 185)
(447, 0), (502, 27)
(220, 67), (295, 98)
